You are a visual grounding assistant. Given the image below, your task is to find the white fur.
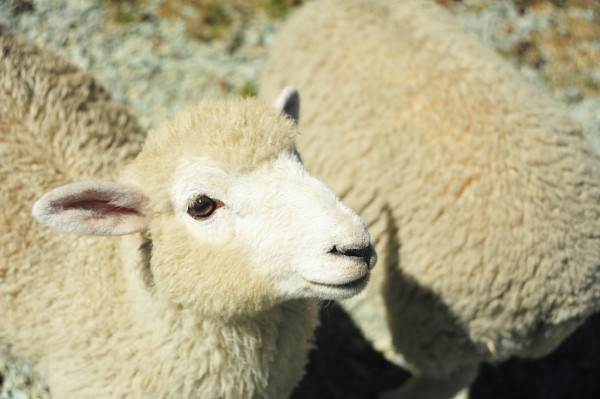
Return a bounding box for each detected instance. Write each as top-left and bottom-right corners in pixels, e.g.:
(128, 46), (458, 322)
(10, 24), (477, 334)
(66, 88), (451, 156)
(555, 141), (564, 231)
(170, 152), (374, 301)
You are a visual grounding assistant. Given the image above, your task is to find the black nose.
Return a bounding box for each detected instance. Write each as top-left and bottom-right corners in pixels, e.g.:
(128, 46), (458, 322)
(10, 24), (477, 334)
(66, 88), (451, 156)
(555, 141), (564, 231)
(330, 244), (376, 267)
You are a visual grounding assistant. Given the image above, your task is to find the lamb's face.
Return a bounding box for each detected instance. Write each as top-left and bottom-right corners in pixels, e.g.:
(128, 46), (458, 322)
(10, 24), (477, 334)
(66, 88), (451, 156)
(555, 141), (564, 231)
(147, 150), (375, 314)
(32, 95), (376, 315)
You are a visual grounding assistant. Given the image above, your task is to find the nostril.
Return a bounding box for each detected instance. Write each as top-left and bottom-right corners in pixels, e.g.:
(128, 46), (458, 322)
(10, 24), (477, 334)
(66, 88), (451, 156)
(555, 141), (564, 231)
(330, 244), (376, 267)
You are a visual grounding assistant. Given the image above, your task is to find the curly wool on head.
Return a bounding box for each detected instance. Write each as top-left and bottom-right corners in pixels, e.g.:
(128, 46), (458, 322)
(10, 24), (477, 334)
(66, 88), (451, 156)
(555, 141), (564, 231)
(260, 1), (600, 398)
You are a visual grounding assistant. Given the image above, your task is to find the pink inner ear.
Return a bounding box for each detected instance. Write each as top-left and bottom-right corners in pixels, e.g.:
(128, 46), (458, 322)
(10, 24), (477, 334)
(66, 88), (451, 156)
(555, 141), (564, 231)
(49, 186), (145, 216)
(58, 198), (142, 216)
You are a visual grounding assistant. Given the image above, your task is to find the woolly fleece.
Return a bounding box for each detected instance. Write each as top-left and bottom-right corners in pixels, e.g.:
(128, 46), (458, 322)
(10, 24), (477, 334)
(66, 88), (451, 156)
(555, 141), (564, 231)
(261, 0), (600, 397)
(0, 26), (371, 399)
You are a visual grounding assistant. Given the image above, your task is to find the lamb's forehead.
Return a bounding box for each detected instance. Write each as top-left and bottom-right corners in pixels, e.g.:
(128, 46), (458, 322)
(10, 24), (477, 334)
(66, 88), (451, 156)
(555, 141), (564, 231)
(142, 97), (297, 172)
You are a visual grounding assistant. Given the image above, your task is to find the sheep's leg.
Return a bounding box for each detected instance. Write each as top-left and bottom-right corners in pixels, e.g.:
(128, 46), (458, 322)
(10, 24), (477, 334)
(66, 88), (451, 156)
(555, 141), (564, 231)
(379, 367), (477, 399)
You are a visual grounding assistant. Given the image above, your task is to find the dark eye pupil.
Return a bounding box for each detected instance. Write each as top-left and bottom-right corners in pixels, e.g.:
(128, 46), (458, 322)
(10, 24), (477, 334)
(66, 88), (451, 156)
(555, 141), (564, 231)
(187, 195), (217, 219)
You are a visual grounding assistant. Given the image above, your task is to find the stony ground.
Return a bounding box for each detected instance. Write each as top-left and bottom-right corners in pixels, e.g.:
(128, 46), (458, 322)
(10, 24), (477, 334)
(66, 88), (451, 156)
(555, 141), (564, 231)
(0, 0), (599, 398)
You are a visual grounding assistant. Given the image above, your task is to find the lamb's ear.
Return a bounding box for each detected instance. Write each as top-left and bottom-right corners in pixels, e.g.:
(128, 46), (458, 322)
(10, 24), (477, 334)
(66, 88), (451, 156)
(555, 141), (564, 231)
(32, 181), (149, 236)
(273, 86), (300, 125)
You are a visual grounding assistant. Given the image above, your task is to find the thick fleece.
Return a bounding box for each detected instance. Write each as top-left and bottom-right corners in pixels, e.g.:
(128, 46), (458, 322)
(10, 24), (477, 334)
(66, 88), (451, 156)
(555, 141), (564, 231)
(260, 0), (600, 398)
(1, 27), (375, 398)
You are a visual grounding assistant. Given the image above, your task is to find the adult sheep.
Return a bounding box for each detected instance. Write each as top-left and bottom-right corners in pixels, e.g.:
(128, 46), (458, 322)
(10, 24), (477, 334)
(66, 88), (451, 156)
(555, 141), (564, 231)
(260, 0), (600, 398)
(0, 27), (376, 398)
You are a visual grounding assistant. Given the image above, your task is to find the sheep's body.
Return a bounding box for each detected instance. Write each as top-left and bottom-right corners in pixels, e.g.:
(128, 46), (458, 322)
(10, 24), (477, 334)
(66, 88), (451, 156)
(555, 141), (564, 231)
(260, 0), (600, 397)
(1, 27), (375, 398)
(0, 25), (145, 369)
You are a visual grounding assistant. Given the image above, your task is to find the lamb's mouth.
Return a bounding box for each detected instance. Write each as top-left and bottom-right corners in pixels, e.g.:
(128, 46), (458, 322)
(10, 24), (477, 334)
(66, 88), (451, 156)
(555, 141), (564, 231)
(304, 274), (369, 290)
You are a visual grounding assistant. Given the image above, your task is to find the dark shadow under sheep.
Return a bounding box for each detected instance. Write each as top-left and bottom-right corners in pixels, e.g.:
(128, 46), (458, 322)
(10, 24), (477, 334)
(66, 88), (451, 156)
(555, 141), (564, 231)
(292, 305), (600, 399)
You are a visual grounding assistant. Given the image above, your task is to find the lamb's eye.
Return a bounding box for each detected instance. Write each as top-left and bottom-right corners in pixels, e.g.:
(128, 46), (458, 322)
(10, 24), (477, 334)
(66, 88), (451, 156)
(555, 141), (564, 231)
(187, 195), (221, 219)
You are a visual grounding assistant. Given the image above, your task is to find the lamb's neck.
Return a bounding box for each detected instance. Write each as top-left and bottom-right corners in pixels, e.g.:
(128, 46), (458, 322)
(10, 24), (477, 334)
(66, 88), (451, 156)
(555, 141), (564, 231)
(120, 234), (320, 397)
(142, 298), (319, 398)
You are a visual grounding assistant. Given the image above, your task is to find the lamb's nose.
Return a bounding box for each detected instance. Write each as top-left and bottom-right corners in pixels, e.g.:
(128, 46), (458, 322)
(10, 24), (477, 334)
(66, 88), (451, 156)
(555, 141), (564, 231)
(329, 244), (377, 269)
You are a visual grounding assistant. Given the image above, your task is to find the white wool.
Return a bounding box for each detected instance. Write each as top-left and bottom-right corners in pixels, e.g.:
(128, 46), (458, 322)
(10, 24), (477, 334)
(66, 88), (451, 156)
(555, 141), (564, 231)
(261, 1), (600, 398)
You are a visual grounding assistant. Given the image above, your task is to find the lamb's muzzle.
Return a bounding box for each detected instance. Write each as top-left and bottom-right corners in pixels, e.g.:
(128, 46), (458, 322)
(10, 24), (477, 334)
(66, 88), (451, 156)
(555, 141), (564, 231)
(299, 238), (374, 299)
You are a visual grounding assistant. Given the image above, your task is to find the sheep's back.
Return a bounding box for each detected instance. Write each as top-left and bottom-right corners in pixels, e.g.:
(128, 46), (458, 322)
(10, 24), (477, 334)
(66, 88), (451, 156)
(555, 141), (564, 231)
(0, 26), (144, 360)
(261, 0), (600, 374)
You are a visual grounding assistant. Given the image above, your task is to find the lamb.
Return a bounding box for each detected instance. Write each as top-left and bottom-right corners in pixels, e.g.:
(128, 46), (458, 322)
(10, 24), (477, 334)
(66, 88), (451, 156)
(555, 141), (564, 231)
(0, 27), (376, 398)
(260, 0), (600, 398)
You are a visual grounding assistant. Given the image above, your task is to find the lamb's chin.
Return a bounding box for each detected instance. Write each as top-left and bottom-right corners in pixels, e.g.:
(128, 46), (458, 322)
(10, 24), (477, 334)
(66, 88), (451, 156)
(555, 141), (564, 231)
(303, 274), (370, 300)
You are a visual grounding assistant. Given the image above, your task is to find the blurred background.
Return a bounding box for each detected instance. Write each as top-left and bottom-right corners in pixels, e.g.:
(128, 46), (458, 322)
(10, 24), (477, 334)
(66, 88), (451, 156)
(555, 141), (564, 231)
(0, 0), (599, 398)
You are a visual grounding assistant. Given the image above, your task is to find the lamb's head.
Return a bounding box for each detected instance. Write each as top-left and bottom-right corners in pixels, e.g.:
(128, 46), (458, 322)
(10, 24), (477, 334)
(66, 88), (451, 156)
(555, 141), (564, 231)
(32, 90), (376, 315)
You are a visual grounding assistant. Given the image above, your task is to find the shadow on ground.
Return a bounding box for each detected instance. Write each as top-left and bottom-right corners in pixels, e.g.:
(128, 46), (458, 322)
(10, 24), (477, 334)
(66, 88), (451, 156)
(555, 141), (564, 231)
(292, 304), (600, 399)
